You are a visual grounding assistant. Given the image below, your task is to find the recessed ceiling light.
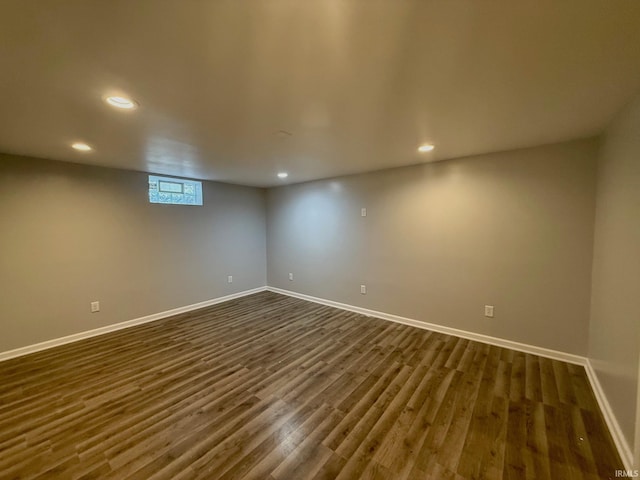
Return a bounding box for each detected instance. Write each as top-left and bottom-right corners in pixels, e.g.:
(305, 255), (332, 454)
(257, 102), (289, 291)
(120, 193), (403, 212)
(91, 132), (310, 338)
(418, 144), (435, 153)
(105, 95), (138, 109)
(72, 142), (92, 152)
(277, 172), (288, 179)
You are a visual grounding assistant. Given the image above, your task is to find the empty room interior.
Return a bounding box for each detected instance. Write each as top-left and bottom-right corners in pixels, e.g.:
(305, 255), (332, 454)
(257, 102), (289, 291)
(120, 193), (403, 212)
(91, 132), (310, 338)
(1, 1), (640, 479)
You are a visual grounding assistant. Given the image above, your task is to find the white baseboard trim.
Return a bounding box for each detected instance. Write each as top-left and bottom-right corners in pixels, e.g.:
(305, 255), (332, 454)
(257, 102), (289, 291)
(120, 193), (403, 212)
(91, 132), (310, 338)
(267, 286), (586, 366)
(0, 286), (267, 363)
(584, 359), (633, 470)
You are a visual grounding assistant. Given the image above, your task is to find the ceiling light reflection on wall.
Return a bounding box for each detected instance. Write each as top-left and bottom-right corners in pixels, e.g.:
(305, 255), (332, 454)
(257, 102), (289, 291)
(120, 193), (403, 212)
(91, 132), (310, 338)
(418, 144), (435, 152)
(71, 142), (92, 151)
(105, 96), (138, 109)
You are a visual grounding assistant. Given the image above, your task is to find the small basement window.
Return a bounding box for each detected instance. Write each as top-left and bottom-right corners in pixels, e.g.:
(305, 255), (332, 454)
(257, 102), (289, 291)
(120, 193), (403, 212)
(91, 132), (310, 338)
(148, 175), (203, 205)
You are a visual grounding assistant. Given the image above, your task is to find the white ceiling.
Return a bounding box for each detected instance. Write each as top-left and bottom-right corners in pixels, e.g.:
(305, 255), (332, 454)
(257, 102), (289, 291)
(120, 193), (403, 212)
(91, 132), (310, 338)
(1, 0), (640, 187)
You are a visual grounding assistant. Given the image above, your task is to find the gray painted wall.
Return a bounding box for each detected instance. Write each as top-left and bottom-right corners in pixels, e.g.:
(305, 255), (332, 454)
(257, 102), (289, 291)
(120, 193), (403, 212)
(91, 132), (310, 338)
(589, 94), (640, 456)
(0, 154), (267, 352)
(267, 139), (598, 355)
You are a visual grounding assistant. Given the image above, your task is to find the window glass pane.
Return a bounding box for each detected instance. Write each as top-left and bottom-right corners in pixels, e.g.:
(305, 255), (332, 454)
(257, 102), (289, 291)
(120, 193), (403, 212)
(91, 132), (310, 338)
(148, 175), (203, 206)
(160, 181), (183, 193)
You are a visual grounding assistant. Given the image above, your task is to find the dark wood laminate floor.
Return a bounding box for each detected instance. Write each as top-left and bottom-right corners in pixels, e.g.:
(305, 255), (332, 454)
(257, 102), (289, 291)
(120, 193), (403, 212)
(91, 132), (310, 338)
(0, 291), (622, 479)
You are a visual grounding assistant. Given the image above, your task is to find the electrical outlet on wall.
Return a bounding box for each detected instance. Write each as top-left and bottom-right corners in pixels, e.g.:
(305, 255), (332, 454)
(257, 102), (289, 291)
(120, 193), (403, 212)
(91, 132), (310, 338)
(227, 275), (233, 283)
(288, 273), (293, 281)
(361, 208), (367, 217)
(90, 301), (100, 313)
(484, 305), (494, 318)
(360, 285), (367, 294)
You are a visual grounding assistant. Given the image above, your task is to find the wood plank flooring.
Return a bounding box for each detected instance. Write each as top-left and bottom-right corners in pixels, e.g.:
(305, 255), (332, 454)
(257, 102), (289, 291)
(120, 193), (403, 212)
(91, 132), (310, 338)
(0, 291), (622, 479)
